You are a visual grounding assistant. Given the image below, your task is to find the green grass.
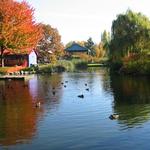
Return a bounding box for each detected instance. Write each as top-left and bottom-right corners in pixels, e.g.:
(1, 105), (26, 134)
(57, 59), (88, 71)
(57, 60), (75, 71)
(36, 59), (88, 73)
(37, 64), (53, 73)
(19, 57), (108, 74)
(87, 63), (105, 67)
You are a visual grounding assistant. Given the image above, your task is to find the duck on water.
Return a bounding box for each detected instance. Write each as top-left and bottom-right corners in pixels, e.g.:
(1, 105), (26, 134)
(109, 114), (119, 120)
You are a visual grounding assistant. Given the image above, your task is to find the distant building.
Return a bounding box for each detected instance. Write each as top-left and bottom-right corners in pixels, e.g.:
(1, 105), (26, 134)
(1, 49), (37, 67)
(65, 43), (89, 56)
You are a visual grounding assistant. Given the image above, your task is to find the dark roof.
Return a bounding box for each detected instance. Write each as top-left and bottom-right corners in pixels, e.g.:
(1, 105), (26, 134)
(65, 43), (88, 52)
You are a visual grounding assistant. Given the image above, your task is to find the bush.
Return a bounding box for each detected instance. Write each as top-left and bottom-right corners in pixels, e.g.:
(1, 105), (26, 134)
(37, 64), (52, 74)
(120, 54), (150, 75)
(57, 60), (75, 71)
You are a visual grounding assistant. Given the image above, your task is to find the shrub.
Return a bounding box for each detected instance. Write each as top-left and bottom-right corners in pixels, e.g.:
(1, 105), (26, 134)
(37, 64), (52, 74)
(57, 60), (75, 71)
(121, 54), (150, 75)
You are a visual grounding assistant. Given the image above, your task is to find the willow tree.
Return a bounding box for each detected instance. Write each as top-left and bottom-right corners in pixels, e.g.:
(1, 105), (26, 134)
(0, 0), (43, 67)
(109, 10), (150, 60)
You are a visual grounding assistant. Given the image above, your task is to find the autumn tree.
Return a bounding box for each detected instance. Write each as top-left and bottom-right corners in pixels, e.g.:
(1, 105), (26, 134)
(37, 24), (64, 64)
(94, 43), (105, 58)
(0, 0), (43, 67)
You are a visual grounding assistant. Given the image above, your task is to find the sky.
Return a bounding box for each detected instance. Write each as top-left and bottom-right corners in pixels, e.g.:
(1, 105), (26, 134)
(17, 0), (150, 44)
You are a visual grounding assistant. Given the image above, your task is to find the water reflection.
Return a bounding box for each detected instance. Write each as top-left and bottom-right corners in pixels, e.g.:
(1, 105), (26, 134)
(0, 70), (150, 149)
(29, 74), (63, 112)
(110, 75), (150, 129)
(0, 74), (63, 147)
(0, 80), (42, 146)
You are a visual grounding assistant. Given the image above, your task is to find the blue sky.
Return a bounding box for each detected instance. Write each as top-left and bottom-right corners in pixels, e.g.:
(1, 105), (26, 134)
(17, 0), (150, 44)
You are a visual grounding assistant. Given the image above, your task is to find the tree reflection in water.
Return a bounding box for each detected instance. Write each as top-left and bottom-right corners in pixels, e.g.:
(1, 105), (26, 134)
(0, 80), (42, 146)
(110, 74), (150, 129)
(0, 71), (149, 148)
(0, 74), (63, 147)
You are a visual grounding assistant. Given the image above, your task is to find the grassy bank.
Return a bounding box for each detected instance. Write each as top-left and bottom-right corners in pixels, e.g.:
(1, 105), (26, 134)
(0, 58), (108, 75)
(36, 58), (110, 73)
(37, 60), (88, 73)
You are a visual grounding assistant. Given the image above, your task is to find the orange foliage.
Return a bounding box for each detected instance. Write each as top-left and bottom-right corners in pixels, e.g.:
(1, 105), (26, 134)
(0, 0), (43, 53)
(6, 66), (25, 73)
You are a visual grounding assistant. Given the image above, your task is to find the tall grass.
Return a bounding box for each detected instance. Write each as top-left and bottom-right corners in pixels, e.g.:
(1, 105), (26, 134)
(37, 60), (88, 73)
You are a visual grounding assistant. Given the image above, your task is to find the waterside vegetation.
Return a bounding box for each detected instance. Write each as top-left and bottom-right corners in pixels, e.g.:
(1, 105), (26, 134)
(0, 0), (149, 76)
(109, 10), (150, 75)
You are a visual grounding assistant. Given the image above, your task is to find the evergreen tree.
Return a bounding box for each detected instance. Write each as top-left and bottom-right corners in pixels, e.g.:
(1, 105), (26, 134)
(85, 37), (95, 56)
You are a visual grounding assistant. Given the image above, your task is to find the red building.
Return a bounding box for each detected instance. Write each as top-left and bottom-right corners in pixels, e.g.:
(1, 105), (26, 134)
(1, 49), (37, 67)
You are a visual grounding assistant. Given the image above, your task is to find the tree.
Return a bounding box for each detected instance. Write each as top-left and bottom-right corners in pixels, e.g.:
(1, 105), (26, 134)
(85, 37), (95, 56)
(110, 10), (150, 60)
(0, 0), (43, 67)
(94, 43), (105, 58)
(101, 30), (111, 56)
(65, 41), (74, 49)
(37, 24), (64, 63)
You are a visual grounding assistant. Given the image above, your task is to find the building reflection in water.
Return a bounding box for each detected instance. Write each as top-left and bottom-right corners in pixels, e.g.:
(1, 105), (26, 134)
(0, 74), (63, 147)
(110, 74), (150, 129)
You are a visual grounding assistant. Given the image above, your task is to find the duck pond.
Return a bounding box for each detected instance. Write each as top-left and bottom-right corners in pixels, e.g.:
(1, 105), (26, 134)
(0, 68), (150, 150)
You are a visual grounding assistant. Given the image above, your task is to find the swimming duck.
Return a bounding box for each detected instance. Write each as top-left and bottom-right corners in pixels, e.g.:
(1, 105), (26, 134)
(52, 91), (56, 95)
(35, 102), (41, 107)
(78, 94), (84, 98)
(109, 114), (119, 120)
(86, 88), (89, 91)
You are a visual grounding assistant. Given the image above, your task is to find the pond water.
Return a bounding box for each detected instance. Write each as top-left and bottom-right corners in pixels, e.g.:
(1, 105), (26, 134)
(0, 68), (150, 150)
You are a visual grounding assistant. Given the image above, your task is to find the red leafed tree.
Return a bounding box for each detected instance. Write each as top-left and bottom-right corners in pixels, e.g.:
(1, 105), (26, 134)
(0, 0), (43, 67)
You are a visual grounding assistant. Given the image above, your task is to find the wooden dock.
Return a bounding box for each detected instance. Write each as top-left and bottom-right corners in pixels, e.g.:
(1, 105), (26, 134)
(0, 75), (34, 80)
